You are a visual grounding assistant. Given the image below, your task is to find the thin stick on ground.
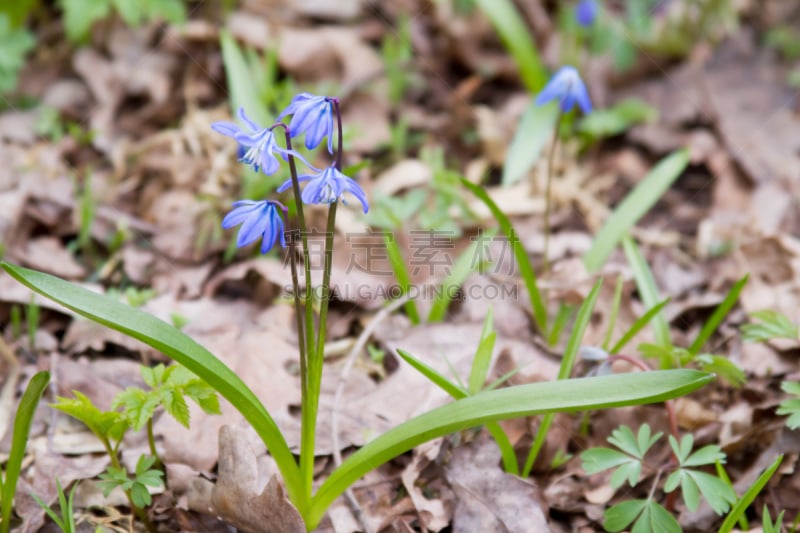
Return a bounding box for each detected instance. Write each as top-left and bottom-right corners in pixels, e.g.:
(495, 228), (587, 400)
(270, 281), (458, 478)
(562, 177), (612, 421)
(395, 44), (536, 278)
(330, 296), (410, 533)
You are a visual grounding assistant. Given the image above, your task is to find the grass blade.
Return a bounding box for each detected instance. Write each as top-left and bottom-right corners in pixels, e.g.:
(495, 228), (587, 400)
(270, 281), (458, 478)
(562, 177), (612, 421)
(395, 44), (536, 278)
(584, 150), (689, 273)
(1, 370), (49, 533)
(688, 275), (748, 355)
(398, 348), (518, 474)
(0, 263), (305, 513)
(461, 178), (548, 334)
(602, 275), (625, 351)
(468, 308), (495, 395)
(471, 0), (547, 92)
(522, 279), (603, 476)
(718, 454), (783, 533)
(309, 368), (713, 526)
(384, 233), (420, 324)
(610, 298), (670, 355)
(621, 236), (671, 348)
(427, 234), (488, 322)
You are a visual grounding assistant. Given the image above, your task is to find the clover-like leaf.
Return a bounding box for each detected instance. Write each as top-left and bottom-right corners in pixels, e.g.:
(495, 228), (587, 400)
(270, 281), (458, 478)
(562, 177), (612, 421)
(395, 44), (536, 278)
(604, 499), (680, 533)
(665, 468), (735, 514)
(777, 381), (800, 429)
(581, 425), (662, 489)
(741, 310), (798, 343)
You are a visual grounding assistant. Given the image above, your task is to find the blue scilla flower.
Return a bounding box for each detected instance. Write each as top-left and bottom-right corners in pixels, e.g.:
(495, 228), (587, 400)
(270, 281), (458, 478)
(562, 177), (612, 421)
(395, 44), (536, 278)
(277, 165), (369, 213)
(212, 108), (302, 175)
(222, 200), (287, 253)
(576, 0), (598, 27)
(278, 93), (335, 153)
(535, 66), (593, 114)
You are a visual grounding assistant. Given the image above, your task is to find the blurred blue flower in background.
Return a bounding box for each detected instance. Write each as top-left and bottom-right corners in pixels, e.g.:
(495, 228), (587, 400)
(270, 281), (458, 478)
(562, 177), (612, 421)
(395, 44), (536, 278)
(277, 165), (368, 213)
(221, 200), (287, 253)
(535, 66), (593, 114)
(576, 0), (598, 27)
(279, 93), (335, 153)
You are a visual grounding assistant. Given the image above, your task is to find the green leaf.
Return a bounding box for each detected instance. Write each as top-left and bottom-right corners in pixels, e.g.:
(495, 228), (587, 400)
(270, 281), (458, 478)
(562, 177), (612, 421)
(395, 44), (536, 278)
(502, 100), (559, 185)
(668, 433), (693, 464)
(1, 371), (49, 533)
(762, 505), (785, 533)
(468, 308), (496, 395)
(581, 445), (645, 488)
(183, 381), (222, 415)
(460, 178), (547, 333)
(135, 454), (157, 476)
(308, 368), (713, 527)
(522, 280), (603, 476)
(53, 391), (130, 444)
(584, 150), (689, 273)
(578, 99), (658, 139)
(688, 470), (736, 514)
(0, 14), (36, 93)
(0, 262), (304, 512)
(60, 0), (112, 42)
(396, 348), (519, 474)
(777, 383), (800, 429)
(130, 482), (151, 507)
(609, 298), (670, 354)
(622, 236), (672, 349)
(631, 500), (681, 533)
(220, 30), (270, 126)
(428, 232), (489, 322)
(384, 232), (420, 324)
(159, 388), (190, 428)
(694, 354), (746, 387)
(719, 455), (783, 533)
(112, 387), (159, 432)
(604, 499), (647, 532)
(741, 310), (799, 343)
(682, 443), (726, 467)
(471, 0), (547, 92)
(688, 275), (748, 354)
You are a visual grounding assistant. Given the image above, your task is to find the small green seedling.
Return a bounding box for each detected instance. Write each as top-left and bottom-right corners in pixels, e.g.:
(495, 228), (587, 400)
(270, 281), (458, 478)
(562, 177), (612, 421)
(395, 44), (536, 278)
(98, 455), (164, 509)
(52, 363), (219, 531)
(582, 424), (736, 532)
(31, 479), (78, 533)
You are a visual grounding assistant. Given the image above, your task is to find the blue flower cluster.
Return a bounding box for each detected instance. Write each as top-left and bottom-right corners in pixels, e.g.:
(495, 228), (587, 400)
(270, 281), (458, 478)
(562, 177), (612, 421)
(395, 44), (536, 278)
(535, 66), (593, 115)
(576, 0), (598, 27)
(214, 93), (368, 254)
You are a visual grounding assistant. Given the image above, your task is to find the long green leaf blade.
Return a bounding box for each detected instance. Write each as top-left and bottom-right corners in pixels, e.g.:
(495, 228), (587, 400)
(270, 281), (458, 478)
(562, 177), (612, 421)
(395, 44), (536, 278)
(1, 371), (49, 533)
(384, 233), (420, 324)
(688, 274), (748, 355)
(0, 263), (305, 512)
(309, 368), (712, 526)
(502, 101), (558, 185)
(522, 279), (602, 476)
(610, 298), (670, 355)
(718, 454), (784, 533)
(584, 150), (689, 273)
(461, 178), (548, 333)
(471, 0), (547, 92)
(622, 236), (671, 348)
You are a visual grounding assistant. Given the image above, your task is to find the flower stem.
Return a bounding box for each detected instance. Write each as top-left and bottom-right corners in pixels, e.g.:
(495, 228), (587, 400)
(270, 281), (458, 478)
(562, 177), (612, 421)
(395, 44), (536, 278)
(279, 126), (316, 504)
(542, 112), (563, 275)
(146, 419), (162, 470)
(302, 99), (344, 498)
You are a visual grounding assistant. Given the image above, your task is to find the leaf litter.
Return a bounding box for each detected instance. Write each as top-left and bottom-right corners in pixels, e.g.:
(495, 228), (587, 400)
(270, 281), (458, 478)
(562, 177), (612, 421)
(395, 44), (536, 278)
(2, 0), (800, 530)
